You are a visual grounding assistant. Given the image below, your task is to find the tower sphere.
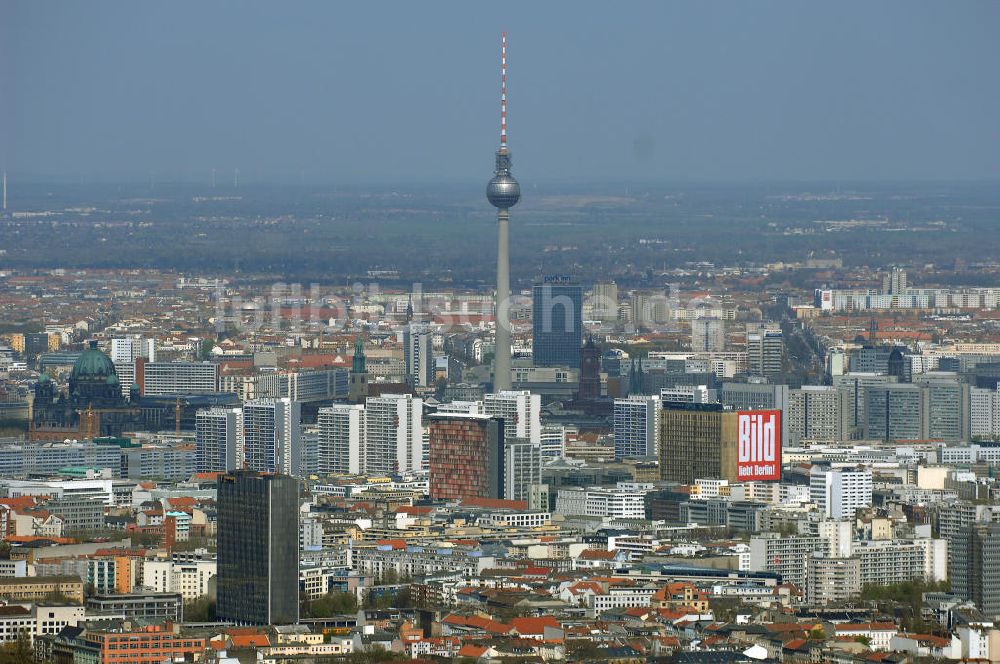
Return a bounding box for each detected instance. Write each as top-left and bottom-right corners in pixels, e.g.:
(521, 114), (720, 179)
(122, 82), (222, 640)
(487, 173), (521, 209)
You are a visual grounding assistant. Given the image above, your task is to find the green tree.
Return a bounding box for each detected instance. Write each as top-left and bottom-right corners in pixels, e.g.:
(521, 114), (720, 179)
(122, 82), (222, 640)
(860, 579), (950, 633)
(378, 569), (400, 585)
(710, 597), (744, 623)
(184, 596), (215, 622)
(304, 592), (358, 617)
(394, 587), (412, 609)
(0, 631), (35, 664)
(566, 641), (604, 662)
(130, 531), (162, 548)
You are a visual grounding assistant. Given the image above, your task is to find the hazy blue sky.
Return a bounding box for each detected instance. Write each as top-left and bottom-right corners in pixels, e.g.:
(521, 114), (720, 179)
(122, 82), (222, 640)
(2, 1), (998, 183)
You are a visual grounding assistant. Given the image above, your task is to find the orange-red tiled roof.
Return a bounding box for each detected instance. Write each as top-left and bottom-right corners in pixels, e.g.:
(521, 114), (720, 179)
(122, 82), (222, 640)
(448, 539), (479, 547)
(522, 566), (551, 576)
(457, 644), (488, 658)
(578, 549), (616, 560)
(511, 616), (559, 635)
(461, 615), (512, 634)
(0, 497), (40, 511)
(228, 634), (270, 648)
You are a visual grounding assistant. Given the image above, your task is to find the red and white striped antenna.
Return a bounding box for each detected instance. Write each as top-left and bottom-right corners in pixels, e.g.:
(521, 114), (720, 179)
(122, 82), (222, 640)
(500, 31), (508, 149)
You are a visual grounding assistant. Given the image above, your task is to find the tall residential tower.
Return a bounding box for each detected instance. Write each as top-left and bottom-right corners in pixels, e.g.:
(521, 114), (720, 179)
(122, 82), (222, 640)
(486, 32), (521, 391)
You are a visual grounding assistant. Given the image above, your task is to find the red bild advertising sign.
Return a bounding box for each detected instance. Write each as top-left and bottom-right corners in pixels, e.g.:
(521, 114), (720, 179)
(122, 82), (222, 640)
(737, 410), (781, 481)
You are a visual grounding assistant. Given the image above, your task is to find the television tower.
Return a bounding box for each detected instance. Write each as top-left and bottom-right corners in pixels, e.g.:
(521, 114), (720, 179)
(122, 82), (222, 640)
(486, 31), (521, 391)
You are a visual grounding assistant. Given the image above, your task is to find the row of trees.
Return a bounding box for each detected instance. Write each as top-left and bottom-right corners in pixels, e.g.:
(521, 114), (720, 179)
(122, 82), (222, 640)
(860, 579), (951, 633)
(301, 592), (358, 618)
(185, 585), (419, 623)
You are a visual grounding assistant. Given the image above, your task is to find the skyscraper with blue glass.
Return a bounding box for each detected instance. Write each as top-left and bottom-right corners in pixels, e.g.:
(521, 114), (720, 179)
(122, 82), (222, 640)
(532, 277), (583, 368)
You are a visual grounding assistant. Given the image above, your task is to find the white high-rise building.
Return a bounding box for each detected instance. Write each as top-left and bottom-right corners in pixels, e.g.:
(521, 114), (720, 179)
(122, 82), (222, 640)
(110, 337), (138, 365)
(613, 395), (660, 459)
(242, 398), (301, 476)
(691, 318), (725, 353)
(582, 485), (648, 519)
(435, 401), (482, 416)
(317, 404), (365, 475)
(403, 324), (434, 388)
(815, 519), (854, 558)
(142, 558), (217, 600)
(592, 282), (619, 322)
(810, 465), (873, 520)
(113, 361), (136, 399)
(749, 534), (828, 588)
(364, 394), (423, 474)
(504, 441), (541, 502)
(660, 385), (715, 405)
(747, 331), (784, 379)
(971, 386), (1000, 440)
(195, 407), (241, 473)
(882, 267), (908, 295)
(540, 425), (567, 460)
(483, 390), (541, 445)
(826, 348), (847, 379)
(111, 337), (149, 398)
(142, 361), (218, 396)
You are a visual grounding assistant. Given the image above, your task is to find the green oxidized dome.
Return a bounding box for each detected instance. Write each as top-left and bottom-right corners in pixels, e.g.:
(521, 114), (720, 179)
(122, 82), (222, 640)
(71, 348), (117, 382)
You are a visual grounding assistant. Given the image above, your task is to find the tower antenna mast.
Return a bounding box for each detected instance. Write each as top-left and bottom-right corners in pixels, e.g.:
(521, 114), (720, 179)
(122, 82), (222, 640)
(500, 31), (507, 149)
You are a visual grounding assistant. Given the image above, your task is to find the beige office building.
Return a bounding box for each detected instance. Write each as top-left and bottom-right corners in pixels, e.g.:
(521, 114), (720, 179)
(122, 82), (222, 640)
(659, 404), (738, 484)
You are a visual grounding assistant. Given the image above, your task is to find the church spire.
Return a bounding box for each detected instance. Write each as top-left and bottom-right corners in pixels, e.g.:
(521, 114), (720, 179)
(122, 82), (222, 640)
(351, 334), (366, 374)
(629, 356), (644, 395)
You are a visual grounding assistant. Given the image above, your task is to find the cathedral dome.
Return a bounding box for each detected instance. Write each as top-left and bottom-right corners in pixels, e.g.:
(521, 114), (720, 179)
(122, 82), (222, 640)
(71, 348), (117, 382)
